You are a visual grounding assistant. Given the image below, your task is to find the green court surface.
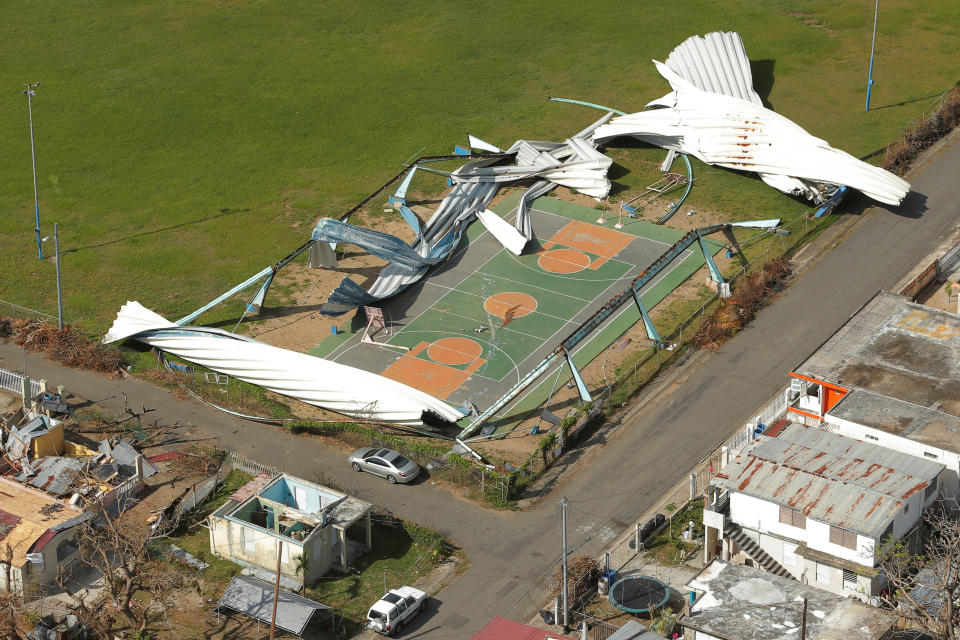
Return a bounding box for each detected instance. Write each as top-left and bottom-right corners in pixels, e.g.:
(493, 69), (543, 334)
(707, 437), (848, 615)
(312, 194), (722, 434)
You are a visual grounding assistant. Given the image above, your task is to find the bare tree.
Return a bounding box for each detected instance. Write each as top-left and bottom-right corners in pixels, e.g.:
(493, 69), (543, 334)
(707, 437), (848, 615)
(55, 502), (188, 637)
(0, 544), (29, 640)
(877, 501), (960, 639)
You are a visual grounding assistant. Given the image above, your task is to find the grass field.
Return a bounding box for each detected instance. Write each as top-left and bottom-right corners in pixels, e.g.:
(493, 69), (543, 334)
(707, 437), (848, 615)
(1, 1), (958, 333)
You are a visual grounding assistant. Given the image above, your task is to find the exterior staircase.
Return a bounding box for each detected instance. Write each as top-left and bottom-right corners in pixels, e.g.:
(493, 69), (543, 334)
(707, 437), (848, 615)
(724, 522), (793, 579)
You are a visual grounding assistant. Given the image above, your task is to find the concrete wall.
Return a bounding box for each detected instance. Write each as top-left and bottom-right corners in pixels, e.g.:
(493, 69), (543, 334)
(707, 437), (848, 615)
(729, 492), (876, 566)
(209, 515), (306, 580)
(826, 415), (960, 499)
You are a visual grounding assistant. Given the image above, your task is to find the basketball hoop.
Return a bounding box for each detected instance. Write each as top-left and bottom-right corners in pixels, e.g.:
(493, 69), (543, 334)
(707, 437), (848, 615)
(361, 306), (409, 351)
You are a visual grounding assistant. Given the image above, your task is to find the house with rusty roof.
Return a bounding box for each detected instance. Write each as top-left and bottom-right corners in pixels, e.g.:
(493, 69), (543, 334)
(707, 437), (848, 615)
(703, 422), (945, 601)
(785, 291), (960, 497)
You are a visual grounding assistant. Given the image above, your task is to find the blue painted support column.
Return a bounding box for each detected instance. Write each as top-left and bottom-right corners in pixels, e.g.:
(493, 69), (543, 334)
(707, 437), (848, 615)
(697, 234), (724, 283)
(565, 351), (592, 404)
(176, 266), (273, 325)
(631, 289), (661, 345)
(246, 271), (276, 313)
(390, 165), (418, 205)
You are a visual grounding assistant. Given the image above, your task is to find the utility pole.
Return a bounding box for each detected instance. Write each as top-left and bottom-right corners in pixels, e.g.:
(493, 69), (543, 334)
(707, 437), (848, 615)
(53, 223), (63, 330)
(801, 597), (808, 640)
(23, 82), (42, 259)
(561, 497), (570, 633)
(865, 0), (879, 111)
(269, 540), (282, 640)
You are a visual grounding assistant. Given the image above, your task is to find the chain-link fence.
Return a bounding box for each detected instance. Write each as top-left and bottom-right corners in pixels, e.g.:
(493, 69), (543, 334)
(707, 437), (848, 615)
(0, 298), (58, 323)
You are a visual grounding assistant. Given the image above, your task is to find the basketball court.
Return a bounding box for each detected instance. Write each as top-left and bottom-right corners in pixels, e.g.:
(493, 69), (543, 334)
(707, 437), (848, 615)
(310, 193), (722, 432)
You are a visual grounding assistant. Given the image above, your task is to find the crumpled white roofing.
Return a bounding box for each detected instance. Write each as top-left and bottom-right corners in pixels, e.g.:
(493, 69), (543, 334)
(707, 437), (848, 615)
(453, 136), (612, 199)
(664, 31), (762, 106)
(104, 302), (462, 426)
(592, 32), (910, 206)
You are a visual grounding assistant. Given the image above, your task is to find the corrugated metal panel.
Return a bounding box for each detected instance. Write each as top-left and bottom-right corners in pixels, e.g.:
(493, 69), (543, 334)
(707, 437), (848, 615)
(664, 31), (762, 105)
(103, 302), (464, 426)
(714, 424), (943, 538)
(217, 576), (329, 636)
(16, 457), (86, 496)
(593, 33), (910, 206)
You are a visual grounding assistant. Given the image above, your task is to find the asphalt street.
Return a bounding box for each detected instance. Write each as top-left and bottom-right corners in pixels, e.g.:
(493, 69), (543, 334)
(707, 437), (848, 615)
(1, 133), (958, 638)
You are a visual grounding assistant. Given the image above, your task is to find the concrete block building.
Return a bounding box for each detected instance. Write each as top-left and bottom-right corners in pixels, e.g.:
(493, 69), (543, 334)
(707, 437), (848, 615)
(208, 473), (372, 588)
(704, 422), (944, 601)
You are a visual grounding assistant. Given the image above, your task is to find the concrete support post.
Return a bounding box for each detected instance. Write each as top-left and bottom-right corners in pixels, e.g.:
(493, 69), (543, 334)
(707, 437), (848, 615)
(339, 528), (347, 570)
(689, 473), (697, 500)
(366, 513), (372, 549)
(136, 455), (145, 483)
(21, 376), (31, 407)
(721, 537), (731, 561)
(704, 525), (718, 565)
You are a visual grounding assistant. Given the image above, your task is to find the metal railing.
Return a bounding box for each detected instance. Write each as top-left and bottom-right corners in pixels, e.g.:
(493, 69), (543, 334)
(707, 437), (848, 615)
(226, 449), (281, 477)
(0, 367), (44, 399)
(939, 238), (960, 278)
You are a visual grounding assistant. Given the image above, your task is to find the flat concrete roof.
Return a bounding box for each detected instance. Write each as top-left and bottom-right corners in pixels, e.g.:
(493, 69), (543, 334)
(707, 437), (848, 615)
(796, 291), (960, 419)
(683, 561), (894, 640)
(828, 387), (960, 449)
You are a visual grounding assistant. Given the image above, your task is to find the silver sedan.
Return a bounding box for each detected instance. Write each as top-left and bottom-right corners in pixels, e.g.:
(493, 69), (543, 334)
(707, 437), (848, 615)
(348, 447), (421, 484)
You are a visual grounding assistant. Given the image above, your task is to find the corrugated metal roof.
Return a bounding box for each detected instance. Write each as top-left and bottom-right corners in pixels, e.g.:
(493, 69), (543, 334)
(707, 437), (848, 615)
(664, 31), (762, 105)
(15, 456), (86, 496)
(217, 576), (328, 636)
(713, 424), (944, 538)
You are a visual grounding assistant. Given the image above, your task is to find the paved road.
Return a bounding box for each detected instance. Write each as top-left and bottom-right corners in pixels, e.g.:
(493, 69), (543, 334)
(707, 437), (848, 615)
(2, 133), (958, 637)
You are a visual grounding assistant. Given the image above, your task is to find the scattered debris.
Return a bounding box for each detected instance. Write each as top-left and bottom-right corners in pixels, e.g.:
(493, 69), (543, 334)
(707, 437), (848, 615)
(167, 543), (210, 570)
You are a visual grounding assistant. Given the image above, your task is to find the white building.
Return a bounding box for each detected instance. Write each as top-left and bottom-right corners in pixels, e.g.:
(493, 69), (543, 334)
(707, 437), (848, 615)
(208, 473), (372, 588)
(704, 422), (944, 600)
(786, 291), (960, 497)
(682, 560), (895, 640)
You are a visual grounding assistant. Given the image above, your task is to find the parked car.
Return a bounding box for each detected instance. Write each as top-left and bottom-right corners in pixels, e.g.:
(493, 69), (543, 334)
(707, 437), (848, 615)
(348, 447), (420, 484)
(366, 585), (427, 635)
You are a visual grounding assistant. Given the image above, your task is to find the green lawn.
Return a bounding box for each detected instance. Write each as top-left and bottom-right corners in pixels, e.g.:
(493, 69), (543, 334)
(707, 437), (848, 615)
(2, 1), (958, 334)
(305, 522), (444, 634)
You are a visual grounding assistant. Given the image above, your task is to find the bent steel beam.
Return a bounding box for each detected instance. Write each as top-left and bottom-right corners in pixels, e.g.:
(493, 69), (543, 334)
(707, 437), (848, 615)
(631, 289), (661, 344)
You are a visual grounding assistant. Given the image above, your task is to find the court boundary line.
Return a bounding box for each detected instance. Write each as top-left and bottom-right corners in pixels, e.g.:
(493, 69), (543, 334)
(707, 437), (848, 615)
(324, 199), (710, 400)
(491, 249), (697, 416)
(529, 206), (674, 247)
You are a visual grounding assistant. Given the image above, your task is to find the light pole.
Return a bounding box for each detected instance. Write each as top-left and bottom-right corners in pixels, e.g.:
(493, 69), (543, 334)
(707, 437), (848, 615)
(561, 497), (570, 633)
(865, 0), (879, 111)
(41, 224), (63, 330)
(23, 82), (43, 259)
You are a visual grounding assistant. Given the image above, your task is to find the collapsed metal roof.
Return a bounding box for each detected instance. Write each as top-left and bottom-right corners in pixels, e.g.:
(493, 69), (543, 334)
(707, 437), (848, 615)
(104, 302), (464, 426)
(592, 31), (910, 205)
(713, 423), (944, 538)
(216, 576), (329, 637)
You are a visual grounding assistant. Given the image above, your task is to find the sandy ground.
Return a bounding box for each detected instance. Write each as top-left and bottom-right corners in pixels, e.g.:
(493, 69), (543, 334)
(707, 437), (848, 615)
(916, 276), (960, 314)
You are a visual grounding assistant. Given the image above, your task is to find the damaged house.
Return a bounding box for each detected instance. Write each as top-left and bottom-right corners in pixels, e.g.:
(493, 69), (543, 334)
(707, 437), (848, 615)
(208, 473), (372, 589)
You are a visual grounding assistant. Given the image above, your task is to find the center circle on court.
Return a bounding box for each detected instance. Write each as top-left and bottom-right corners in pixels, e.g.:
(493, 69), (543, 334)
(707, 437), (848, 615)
(538, 248), (591, 274)
(483, 292), (538, 320)
(428, 337), (483, 366)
